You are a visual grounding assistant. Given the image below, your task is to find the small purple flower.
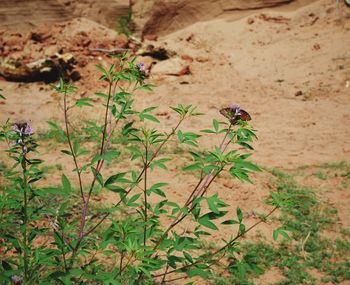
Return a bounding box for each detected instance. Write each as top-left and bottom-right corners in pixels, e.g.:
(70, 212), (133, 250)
(12, 122), (34, 136)
(229, 104), (241, 116)
(11, 275), (23, 285)
(136, 62), (145, 71)
(11, 122), (34, 151)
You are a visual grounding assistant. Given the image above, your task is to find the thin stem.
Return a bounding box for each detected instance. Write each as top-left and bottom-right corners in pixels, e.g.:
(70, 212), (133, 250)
(184, 123), (232, 208)
(84, 117), (185, 237)
(115, 117), (185, 207)
(143, 143), (148, 248)
(22, 151), (29, 281)
(119, 251), (125, 276)
(153, 206), (278, 279)
(70, 78), (113, 265)
(152, 169), (222, 251)
(63, 88), (85, 202)
(56, 231), (68, 272)
(160, 264), (169, 284)
(118, 254), (135, 276)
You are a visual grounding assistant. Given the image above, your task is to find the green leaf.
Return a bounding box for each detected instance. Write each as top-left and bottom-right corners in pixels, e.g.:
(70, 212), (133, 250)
(198, 215), (218, 230)
(127, 194), (141, 206)
(137, 83), (156, 91)
(104, 172), (128, 187)
(235, 160), (262, 172)
(95, 64), (108, 76)
(237, 207), (243, 223)
(187, 268), (210, 278)
(105, 185), (126, 193)
(73, 141), (79, 155)
(61, 174), (72, 193)
(148, 182), (168, 197)
(273, 227), (292, 241)
(221, 219), (240, 225)
(61, 150), (72, 156)
(75, 98), (93, 107)
(213, 119), (219, 132)
(37, 187), (69, 198)
(141, 114), (160, 123)
(183, 252), (193, 263)
(183, 163), (202, 172)
(200, 129), (216, 134)
(150, 158), (171, 170)
(94, 92), (108, 99)
(239, 223), (246, 234)
(103, 150), (121, 161)
(2, 260), (12, 271)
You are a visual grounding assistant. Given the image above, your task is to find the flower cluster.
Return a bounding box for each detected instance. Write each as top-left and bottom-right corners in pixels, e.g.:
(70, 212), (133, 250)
(11, 121), (34, 153)
(229, 104), (241, 116)
(136, 62), (145, 71)
(12, 122), (34, 136)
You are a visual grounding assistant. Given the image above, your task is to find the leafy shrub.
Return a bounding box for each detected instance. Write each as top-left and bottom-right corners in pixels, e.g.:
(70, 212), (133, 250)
(0, 54), (279, 284)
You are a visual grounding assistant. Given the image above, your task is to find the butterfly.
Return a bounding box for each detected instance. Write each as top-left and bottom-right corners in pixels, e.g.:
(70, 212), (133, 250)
(220, 106), (251, 125)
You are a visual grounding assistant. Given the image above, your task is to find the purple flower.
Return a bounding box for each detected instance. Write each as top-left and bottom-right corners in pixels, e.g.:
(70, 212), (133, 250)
(12, 122), (34, 136)
(11, 122), (34, 150)
(11, 275), (23, 284)
(229, 104), (241, 116)
(136, 62), (145, 71)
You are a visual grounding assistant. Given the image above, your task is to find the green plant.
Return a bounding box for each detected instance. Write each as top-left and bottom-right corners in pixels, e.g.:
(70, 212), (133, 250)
(0, 54), (278, 284)
(116, 7), (133, 38)
(217, 169), (350, 285)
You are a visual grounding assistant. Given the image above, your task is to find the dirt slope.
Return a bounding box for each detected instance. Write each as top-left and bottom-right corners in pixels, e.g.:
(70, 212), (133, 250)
(0, 0), (129, 32)
(132, 0), (318, 36)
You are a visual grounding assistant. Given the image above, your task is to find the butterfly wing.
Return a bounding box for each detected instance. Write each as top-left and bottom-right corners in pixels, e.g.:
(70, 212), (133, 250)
(238, 109), (252, 121)
(219, 107), (231, 120)
(220, 107), (251, 124)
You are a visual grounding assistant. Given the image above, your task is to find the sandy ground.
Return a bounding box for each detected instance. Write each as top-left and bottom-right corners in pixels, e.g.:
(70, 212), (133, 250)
(0, 0), (350, 283)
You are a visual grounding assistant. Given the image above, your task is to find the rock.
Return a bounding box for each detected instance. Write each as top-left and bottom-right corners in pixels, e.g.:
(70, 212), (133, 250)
(181, 54), (194, 62)
(70, 70), (81, 81)
(167, 65), (191, 76)
(195, 56), (208, 63)
(143, 34), (158, 41)
(0, 53), (77, 82)
(313, 43), (320, 50)
(247, 18), (255, 25)
(295, 90), (303, 96)
(30, 32), (42, 42)
(151, 57), (185, 75)
(133, 0), (296, 36)
(137, 44), (175, 60)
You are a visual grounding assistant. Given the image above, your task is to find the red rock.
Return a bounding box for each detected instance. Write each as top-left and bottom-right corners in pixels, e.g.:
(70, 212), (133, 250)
(181, 54), (193, 62)
(176, 65), (191, 76)
(313, 43), (320, 50)
(247, 18), (255, 25)
(143, 34), (158, 41)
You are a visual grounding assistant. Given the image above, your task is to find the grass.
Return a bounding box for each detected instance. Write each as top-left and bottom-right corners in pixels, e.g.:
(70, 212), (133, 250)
(2, 124), (349, 284)
(211, 168), (350, 285)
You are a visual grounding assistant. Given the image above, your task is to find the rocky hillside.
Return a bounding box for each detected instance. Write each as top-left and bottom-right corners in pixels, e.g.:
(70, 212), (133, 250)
(0, 0), (129, 32)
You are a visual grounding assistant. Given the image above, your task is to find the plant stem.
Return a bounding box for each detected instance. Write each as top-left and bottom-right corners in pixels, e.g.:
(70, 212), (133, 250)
(143, 143), (148, 248)
(153, 206), (278, 280)
(84, 117), (186, 237)
(152, 169), (222, 251)
(22, 151), (29, 281)
(119, 251), (125, 276)
(63, 88), (85, 202)
(70, 78), (113, 265)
